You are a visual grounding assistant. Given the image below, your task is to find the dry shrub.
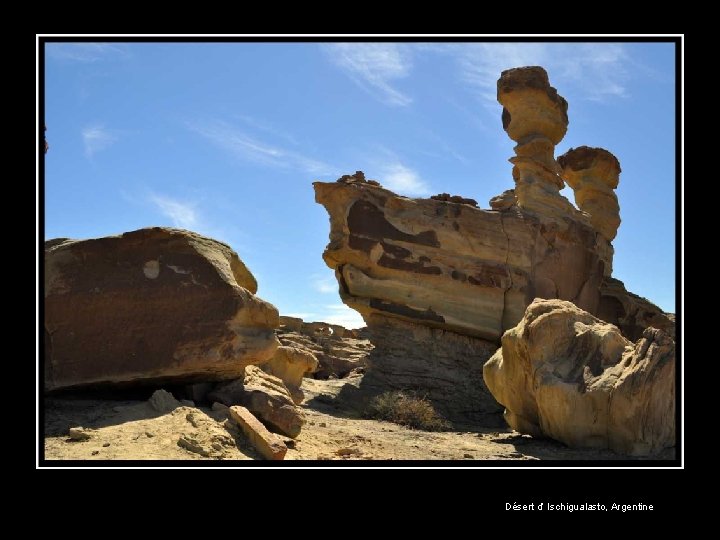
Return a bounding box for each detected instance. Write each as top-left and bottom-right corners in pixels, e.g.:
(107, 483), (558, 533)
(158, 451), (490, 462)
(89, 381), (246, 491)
(366, 390), (450, 431)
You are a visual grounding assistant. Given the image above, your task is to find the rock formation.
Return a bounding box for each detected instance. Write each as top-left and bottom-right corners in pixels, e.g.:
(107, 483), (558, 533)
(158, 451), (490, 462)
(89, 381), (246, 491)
(261, 345), (319, 404)
(276, 317), (371, 379)
(558, 146), (622, 241)
(208, 365), (304, 438)
(229, 405), (288, 460)
(44, 227), (279, 390)
(483, 299), (675, 456)
(313, 66), (674, 425)
(497, 66), (576, 219)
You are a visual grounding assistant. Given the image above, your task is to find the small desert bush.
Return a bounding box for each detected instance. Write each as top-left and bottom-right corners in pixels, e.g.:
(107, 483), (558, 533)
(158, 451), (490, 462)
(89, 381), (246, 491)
(366, 390), (450, 431)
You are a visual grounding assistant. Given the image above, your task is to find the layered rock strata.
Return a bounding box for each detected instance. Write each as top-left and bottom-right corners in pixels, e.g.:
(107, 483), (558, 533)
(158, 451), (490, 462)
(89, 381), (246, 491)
(44, 227), (279, 390)
(314, 66), (674, 425)
(276, 317), (371, 379)
(314, 177), (608, 342)
(483, 299), (675, 456)
(497, 66), (575, 219)
(558, 146), (621, 241)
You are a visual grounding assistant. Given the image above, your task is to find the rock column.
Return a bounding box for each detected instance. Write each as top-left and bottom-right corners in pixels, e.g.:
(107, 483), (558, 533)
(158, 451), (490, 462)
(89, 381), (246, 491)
(558, 146), (622, 241)
(496, 66), (575, 217)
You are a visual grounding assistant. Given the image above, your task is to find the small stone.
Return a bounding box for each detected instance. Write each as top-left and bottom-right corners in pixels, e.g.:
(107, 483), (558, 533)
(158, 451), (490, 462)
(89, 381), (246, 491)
(463, 453), (474, 459)
(318, 422), (327, 428)
(145, 431), (154, 438)
(91, 450), (99, 455)
(185, 412), (199, 428)
(211, 402), (229, 412)
(148, 389), (181, 413)
(178, 434), (210, 457)
(68, 427), (92, 441)
(103, 442), (111, 447)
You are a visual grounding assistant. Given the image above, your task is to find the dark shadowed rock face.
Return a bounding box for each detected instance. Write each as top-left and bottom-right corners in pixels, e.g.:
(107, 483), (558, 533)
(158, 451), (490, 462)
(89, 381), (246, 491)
(354, 315), (504, 428)
(44, 227), (279, 390)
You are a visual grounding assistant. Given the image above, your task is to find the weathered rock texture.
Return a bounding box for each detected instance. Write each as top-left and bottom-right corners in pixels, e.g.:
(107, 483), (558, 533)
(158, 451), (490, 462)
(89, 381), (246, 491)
(276, 318), (371, 379)
(313, 66), (674, 426)
(44, 227), (279, 390)
(598, 278), (676, 342)
(229, 405), (287, 460)
(261, 345), (319, 404)
(208, 365), (304, 438)
(356, 315), (504, 427)
(483, 299), (675, 456)
(497, 66), (575, 218)
(558, 146), (621, 241)
(315, 177), (620, 342)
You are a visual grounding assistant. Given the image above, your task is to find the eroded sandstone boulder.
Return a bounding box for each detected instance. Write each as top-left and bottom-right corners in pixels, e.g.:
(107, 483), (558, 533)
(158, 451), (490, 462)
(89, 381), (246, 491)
(483, 299), (675, 456)
(261, 345), (319, 404)
(44, 227), (279, 390)
(208, 365), (304, 438)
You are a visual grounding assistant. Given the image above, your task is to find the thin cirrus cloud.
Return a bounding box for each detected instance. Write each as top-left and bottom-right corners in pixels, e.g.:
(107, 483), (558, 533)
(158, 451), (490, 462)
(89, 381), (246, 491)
(379, 161), (431, 197)
(322, 43), (413, 107)
(450, 43), (630, 104)
(46, 43), (128, 63)
(319, 304), (366, 329)
(312, 274), (339, 294)
(189, 120), (336, 176)
(322, 43), (631, 107)
(81, 125), (118, 158)
(148, 194), (198, 229)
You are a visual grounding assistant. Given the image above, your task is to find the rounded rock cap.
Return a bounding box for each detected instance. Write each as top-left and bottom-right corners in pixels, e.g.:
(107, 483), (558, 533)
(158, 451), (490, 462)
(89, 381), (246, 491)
(558, 146), (621, 189)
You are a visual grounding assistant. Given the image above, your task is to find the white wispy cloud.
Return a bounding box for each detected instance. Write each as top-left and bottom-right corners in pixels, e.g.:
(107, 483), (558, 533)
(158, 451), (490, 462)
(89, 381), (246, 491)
(47, 43), (128, 63)
(380, 162), (431, 197)
(451, 43), (630, 104)
(82, 125), (117, 158)
(312, 274), (338, 294)
(317, 304), (366, 329)
(149, 194), (198, 229)
(189, 120), (335, 176)
(323, 43), (413, 106)
(235, 114), (301, 147)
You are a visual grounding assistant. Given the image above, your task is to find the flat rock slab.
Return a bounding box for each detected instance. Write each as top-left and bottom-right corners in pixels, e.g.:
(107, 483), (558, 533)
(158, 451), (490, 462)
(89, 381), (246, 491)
(229, 406), (287, 460)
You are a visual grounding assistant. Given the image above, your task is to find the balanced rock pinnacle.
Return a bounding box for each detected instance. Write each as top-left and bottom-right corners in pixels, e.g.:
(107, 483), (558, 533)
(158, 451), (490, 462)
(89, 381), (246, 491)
(497, 66), (576, 218)
(559, 146), (622, 241)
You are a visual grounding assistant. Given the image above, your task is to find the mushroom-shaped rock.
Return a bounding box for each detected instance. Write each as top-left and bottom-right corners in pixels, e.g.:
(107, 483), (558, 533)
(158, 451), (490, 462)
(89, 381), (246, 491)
(558, 146), (622, 241)
(497, 66), (575, 218)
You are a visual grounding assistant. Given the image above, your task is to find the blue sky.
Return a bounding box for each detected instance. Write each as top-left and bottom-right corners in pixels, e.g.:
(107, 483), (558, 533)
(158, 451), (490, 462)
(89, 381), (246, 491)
(44, 41), (676, 328)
